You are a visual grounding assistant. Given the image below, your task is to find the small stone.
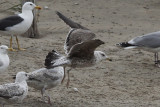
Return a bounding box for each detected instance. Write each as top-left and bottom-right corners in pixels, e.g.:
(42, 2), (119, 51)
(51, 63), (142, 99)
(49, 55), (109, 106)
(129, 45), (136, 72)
(74, 3), (79, 5)
(44, 6), (49, 9)
(73, 87), (79, 92)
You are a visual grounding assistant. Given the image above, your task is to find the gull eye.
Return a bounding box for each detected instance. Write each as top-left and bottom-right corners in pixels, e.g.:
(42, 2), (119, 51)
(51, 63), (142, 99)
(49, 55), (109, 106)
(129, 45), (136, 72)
(101, 54), (105, 57)
(30, 4), (33, 6)
(25, 74), (27, 76)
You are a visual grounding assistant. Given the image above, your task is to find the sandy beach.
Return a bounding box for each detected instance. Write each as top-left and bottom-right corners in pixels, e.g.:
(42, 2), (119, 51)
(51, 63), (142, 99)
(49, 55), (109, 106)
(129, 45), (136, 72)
(1, 0), (160, 107)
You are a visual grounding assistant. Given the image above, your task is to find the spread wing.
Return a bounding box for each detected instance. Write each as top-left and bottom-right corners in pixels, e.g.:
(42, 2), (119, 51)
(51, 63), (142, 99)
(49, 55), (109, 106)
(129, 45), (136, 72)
(56, 11), (88, 30)
(68, 39), (105, 59)
(64, 29), (96, 54)
(45, 50), (63, 69)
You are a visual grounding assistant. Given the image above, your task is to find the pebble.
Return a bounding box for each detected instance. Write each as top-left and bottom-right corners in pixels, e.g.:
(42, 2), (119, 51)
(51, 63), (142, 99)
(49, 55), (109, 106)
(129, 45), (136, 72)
(44, 6), (49, 9)
(74, 3), (79, 5)
(73, 87), (79, 92)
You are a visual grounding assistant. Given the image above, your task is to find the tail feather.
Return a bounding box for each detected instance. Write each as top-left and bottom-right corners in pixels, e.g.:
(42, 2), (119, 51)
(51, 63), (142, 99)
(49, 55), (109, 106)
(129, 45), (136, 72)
(56, 11), (88, 30)
(45, 50), (61, 68)
(116, 42), (136, 48)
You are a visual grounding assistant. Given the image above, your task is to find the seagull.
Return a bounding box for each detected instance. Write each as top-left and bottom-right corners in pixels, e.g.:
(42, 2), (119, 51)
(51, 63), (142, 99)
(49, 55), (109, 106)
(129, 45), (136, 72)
(0, 2), (41, 51)
(0, 45), (10, 73)
(45, 39), (111, 88)
(26, 67), (64, 105)
(56, 11), (98, 54)
(0, 71), (28, 107)
(52, 11), (111, 87)
(116, 31), (160, 67)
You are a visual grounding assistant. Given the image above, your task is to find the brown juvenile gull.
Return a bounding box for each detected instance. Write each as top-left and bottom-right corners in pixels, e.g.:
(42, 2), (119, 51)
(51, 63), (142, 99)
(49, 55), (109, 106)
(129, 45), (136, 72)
(116, 31), (160, 67)
(0, 71), (28, 107)
(0, 2), (41, 51)
(45, 39), (111, 88)
(26, 66), (64, 105)
(54, 11), (111, 87)
(56, 11), (100, 54)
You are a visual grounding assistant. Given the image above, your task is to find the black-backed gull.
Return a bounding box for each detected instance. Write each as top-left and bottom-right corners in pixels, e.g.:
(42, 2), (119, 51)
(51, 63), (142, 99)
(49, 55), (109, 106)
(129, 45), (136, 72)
(0, 2), (41, 51)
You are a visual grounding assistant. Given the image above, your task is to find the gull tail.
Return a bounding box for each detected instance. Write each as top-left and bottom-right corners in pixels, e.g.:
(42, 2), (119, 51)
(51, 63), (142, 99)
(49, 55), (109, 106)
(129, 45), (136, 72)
(45, 50), (62, 69)
(116, 42), (137, 49)
(56, 11), (88, 30)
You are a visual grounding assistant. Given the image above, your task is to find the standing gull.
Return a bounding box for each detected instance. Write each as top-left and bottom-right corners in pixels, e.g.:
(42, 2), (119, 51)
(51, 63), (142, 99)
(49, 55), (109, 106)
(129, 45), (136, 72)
(0, 71), (28, 107)
(116, 31), (160, 67)
(45, 39), (111, 88)
(0, 2), (41, 51)
(0, 45), (10, 73)
(27, 67), (64, 105)
(53, 11), (111, 87)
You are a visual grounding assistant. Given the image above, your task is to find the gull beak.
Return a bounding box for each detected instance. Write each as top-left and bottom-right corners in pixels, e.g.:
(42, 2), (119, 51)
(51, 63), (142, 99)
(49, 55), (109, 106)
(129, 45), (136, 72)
(35, 6), (41, 10)
(7, 48), (12, 51)
(106, 57), (112, 61)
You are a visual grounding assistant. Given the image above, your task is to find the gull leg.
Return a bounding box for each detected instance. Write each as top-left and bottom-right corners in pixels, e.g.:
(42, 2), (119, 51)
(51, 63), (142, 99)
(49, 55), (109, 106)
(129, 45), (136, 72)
(154, 53), (158, 64)
(47, 96), (51, 105)
(8, 35), (17, 51)
(154, 53), (160, 67)
(41, 87), (51, 105)
(41, 88), (45, 102)
(41, 87), (52, 105)
(61, 67), (66, 84)
(66, 68), (72, 88)
(44, 91), (52, 105)
(16, 36), (26, 51)
(156, 53), (160, 67)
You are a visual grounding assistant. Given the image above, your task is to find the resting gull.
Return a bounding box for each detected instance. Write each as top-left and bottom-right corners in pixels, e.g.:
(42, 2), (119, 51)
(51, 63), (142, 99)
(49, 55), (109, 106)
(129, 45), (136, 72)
(0, 45), (10, 73)
(26, 67), (64, 105)
(0, 71), (28, 107)
(116, 31), (160, 67)
(45, 39), (111, 88)
(0, 2), (41, 51)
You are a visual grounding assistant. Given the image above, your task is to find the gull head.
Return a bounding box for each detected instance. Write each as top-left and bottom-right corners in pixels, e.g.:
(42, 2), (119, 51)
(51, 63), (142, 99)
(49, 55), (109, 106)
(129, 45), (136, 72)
(15, 71), (28, 83)
(0, 45), (9, 54)
(22, 2), (41, 11)
(94, 51), (112, 62)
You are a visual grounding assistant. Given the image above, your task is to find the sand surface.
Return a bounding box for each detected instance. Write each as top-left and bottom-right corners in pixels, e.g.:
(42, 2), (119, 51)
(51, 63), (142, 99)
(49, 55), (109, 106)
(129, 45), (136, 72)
(1, 0), (160, 107)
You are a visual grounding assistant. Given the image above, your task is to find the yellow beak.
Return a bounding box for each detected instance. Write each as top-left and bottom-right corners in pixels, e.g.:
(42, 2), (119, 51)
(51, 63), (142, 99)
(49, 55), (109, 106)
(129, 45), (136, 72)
(35, 6), (41, 10)
(7, 48), (12, 51)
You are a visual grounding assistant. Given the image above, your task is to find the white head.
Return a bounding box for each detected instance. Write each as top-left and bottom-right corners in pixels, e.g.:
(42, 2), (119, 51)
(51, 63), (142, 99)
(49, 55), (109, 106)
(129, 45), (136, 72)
(15, 71), (28, 83)
(0, 45), (8, 54)
(94, 51), (111, 62)
(22, 2), (41, 11)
